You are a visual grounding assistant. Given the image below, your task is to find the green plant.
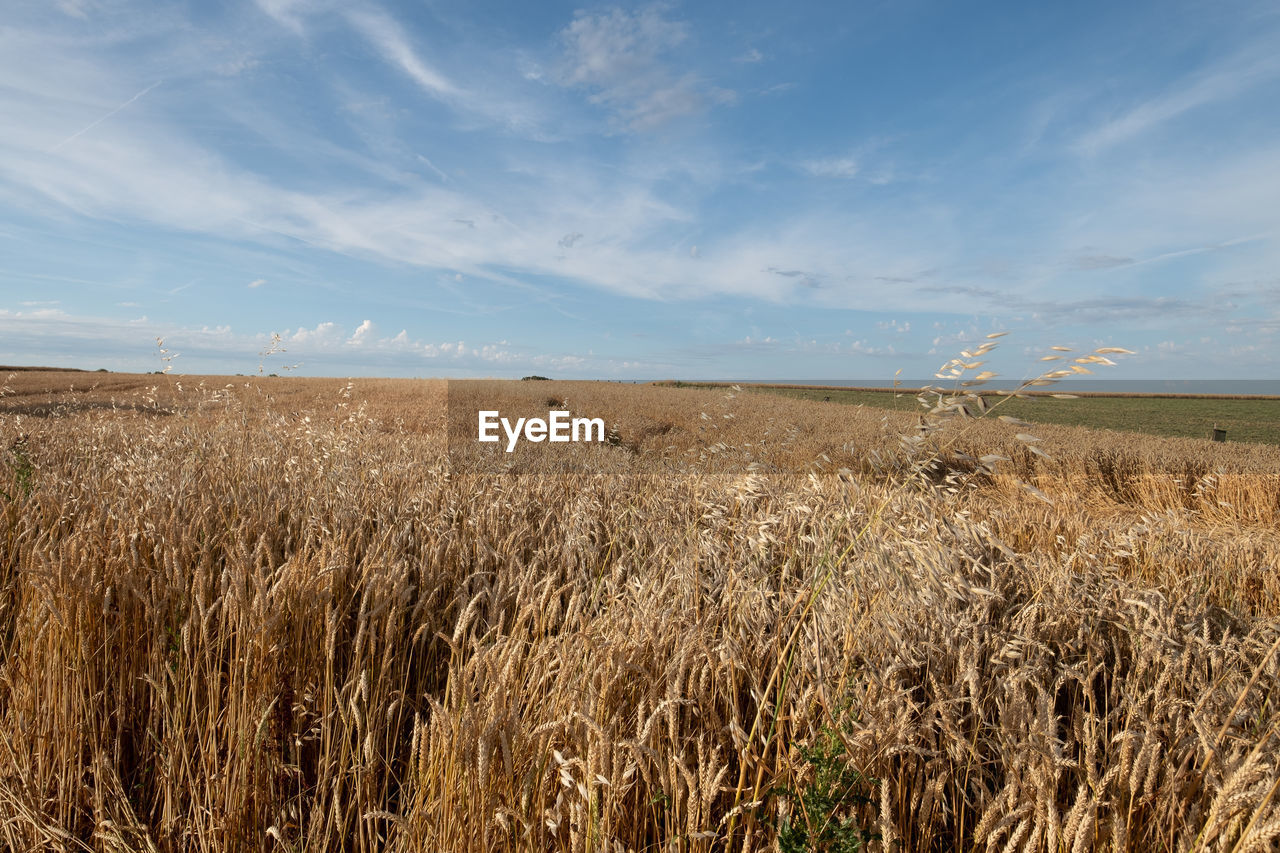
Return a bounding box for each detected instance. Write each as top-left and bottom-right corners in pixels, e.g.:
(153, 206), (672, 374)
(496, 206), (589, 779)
(769, 725), (879, 852)
(0, 435), (33, 501)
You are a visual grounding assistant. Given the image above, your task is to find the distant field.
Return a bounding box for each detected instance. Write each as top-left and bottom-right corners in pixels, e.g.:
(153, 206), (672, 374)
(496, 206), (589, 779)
(661, 382), (1280, 446)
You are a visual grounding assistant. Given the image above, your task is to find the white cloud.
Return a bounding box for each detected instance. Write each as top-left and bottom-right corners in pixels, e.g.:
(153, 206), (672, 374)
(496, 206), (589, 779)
(759, 82), (795, 96)
(4, 0), (1278, 365)
(1075, 50), (1280, 155)
(800, 157), (858, 179)
(0, 307), (239, 358)
(254, 0), (311, 33)
(215, 56), (260, 77)
(346, 8), (460, 100)
(0, 307), (649, 375)
(288, 322), (344, 348)
(55, 0), (91, 19)
(48, 80), (161, 153)
(248, 278), (266, 288)
(253, 3), (551, 140)
(556, 6), (733, 130)
(845, 339), (894, 356)
(559, 7), (688, 87)
(0, 9), (942, 312)
(348, 319), (376, 346)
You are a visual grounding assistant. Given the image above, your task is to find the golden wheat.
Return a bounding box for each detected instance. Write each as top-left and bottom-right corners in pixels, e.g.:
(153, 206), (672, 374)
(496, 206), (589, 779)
(0, 371), (1277, 851)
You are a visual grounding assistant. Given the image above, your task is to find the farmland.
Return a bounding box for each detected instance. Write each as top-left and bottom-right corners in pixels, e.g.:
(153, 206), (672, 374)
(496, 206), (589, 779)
(1, 369), (1279, 851)
(662, 382), (1280, 446)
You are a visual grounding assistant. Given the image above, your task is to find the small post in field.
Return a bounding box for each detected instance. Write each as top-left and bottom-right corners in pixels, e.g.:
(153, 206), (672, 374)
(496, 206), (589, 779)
(1212, 424), (1227, 442)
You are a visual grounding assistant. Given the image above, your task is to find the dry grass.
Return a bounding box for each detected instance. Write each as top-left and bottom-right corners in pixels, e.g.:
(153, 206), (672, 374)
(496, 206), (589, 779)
(1, 367), (1279, 851)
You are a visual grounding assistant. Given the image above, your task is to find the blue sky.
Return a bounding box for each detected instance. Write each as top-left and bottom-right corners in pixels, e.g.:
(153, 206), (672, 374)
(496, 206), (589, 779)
(1, 0), (1278, 379)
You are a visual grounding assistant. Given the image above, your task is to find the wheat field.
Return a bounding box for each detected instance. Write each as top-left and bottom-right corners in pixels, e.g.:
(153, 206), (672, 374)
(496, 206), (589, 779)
(1, 368), (1278, 851)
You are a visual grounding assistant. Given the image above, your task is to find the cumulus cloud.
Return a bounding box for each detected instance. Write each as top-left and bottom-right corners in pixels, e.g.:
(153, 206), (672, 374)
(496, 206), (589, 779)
(348, 319), (376, 346)
(0, 308), (641, 376)
(287, 321), (345, 348)
(844, 339), (896, 356)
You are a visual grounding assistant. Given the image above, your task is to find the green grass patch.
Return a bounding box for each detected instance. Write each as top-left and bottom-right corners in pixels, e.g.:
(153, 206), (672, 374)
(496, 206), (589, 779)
(664, 383), (1280, 446)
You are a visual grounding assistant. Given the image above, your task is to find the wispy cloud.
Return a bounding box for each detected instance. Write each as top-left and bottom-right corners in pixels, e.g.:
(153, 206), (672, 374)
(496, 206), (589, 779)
(3, 1), (1279, 378)
(54, 0), (91, 19)
(48, 80), (161, 153)
(758, 82), (795, 96)
(1069, 253), (1133, 271)
(799, 156), (858, 179)
(556, 6), (734, 130)
(918, 284), (1209, 326)
(346, 8), (459, 100)
(1075, 49), (1280, 155)
(254, 0), (310, 34)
